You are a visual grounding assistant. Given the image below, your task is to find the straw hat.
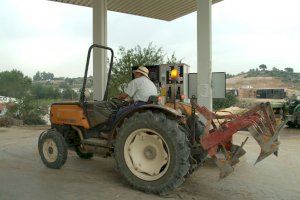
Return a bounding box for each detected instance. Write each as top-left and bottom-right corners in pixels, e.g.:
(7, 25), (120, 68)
(133, 66), (149, 78)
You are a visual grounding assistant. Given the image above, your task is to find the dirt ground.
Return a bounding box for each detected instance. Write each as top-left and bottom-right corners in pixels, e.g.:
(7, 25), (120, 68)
(0, 126), (299, 200)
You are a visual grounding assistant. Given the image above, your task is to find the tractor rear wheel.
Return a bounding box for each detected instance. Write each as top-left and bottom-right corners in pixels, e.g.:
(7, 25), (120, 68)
(115, 111), (190, 194)
(38, 129), (68, 169)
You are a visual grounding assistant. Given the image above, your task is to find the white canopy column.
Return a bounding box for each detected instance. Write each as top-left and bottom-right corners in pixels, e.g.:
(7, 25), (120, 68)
(197, 0), (213, 110)
(93, 0), (107, 101)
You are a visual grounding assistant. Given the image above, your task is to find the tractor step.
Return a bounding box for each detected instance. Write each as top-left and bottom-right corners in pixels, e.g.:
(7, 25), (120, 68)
(81, 138), (109, 148)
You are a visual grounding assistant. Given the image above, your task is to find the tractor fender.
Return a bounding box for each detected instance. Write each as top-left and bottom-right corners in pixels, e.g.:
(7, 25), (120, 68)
(111, 104), (183, 138)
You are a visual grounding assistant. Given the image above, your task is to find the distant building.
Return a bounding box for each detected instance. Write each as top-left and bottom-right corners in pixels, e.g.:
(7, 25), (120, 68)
(256, 89), (286, 99)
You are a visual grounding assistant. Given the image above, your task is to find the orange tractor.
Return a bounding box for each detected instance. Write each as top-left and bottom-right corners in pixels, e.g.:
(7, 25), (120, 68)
(38, 44), (286, 194)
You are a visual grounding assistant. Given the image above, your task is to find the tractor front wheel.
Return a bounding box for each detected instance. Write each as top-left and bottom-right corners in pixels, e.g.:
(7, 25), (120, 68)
(115, 111), (190, 194)
(38, 129), (68, 169)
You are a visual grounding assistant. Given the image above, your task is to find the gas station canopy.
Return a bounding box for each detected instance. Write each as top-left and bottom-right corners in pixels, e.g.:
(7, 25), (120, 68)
(50, 0), (222, 21)
(49, 0), (223, 110)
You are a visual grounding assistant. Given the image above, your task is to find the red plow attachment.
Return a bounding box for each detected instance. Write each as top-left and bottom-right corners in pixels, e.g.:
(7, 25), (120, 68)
(191, 99), (286, 178)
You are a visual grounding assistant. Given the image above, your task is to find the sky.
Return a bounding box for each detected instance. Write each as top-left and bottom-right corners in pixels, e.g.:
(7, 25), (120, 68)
(0, 0), (300, 78)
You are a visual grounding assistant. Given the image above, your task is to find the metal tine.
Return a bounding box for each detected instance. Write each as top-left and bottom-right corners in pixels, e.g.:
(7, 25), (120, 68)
(259, 116), (268, 132)
(249, 122), (276, 159)
(269, 118), (287, 144)
(213, 145), (235, 179)
(268, 118), (286, 157)
(257, 112), (272, 135)
(255, 122), (265, 136)
(248, 126), (263, 146)
(253, 116), (275, 146)
(214, 157), (234, 179)
(254, 122), (283, 164)
(248, 123), (261, 138)
(230, 137), (249, 166)
(252, 122), (266, 144)
(255, 146), (279, 164)
(248, 119), (261, 134)
(259, 119), (273, 140)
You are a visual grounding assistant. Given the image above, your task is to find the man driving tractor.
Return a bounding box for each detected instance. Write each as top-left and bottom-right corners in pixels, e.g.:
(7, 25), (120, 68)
(101, 66), (157, 138)
(115, 66), (157, 118)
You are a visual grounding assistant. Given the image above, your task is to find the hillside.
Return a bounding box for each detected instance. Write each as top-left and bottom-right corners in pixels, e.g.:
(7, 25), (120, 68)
(227, 75), (291, 89)
(226, 74), (300, 98)
(226, 67), (300, 94)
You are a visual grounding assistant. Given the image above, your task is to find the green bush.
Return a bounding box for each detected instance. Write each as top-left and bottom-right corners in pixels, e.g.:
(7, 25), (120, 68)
(61, 87), (78, 100)
(31, 83), (60, 99)
(0, 116), (13, 127)
(6, 95), (47, 125)
(235, 98), (257, 109)
(213, 93), (238, 111)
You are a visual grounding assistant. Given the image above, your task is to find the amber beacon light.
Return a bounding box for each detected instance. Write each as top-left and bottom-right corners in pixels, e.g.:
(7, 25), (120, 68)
(170, 69), (179, 80)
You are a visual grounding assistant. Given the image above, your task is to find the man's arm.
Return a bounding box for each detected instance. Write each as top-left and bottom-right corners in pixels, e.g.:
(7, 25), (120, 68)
(117, 92), (129, 100)
(117, 79), (137, 100)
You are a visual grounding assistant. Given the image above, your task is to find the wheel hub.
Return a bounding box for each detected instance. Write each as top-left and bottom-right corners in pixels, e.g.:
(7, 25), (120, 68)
(124, 129), (170, 181)
(42, 138), (58, 163)
(144, 145), (157, 160)
(48, 147), (54, 154)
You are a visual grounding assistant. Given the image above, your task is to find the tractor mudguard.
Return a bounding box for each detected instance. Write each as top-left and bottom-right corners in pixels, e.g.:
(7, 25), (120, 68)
(51, 103), (90, 129)
(111, 104), (182, 138)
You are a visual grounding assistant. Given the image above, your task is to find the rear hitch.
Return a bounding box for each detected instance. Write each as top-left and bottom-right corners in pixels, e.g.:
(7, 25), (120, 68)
(189, 98), (287, 179)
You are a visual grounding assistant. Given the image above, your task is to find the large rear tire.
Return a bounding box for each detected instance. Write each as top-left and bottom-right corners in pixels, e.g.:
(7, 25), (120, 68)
(115, 111), (190, 194)
(38, 129), (68, 169)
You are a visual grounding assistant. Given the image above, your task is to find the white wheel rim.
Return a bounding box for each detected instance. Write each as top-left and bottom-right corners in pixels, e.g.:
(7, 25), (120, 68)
(124, 128), (170, 181)
(42, 138), (58, 163)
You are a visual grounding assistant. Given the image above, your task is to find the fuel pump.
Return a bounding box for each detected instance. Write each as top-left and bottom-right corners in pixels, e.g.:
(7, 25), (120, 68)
(132, 64), (190, 104)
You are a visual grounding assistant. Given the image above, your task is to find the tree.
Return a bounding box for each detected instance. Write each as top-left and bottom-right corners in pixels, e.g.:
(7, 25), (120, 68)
(61, 87), (78, 100)
(59, 82), (69, 89)
(33, 71), (54, 81)
(65, 77), (74, 86)
(272, 67), (280, 72)
(213, 93), (238, 110)
(41, 72), (54, 81)
(0, 70), (32, 98)
(284, 67), (294, 73)
(166, 52), (182, 64)
(226, 73), (235, 79)
(33, 71), (42, 81)
(109, 43), (181, 97)
(259, 64), (267, 71)
(31, 83), (60, 99)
